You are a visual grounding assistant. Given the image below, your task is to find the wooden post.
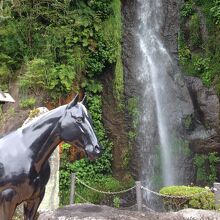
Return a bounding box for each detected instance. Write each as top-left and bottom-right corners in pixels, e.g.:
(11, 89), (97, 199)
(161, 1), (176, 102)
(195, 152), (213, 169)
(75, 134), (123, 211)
(136, 181), (142, 211)
(214, 182), (220, 210)
(69, 173), (76, 205)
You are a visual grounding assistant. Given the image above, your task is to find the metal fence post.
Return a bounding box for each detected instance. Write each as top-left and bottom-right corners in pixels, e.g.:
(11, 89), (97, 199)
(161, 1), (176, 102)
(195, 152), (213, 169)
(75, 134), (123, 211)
(69, 173), (76, 205)
(136, 181), (142, 211)
(214, 182), (220, 210)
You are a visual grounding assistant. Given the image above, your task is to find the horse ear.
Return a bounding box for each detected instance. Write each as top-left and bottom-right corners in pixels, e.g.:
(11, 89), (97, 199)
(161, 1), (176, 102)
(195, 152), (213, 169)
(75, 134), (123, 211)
(67, 94), (79, 109)
(81, 95), (87, 106)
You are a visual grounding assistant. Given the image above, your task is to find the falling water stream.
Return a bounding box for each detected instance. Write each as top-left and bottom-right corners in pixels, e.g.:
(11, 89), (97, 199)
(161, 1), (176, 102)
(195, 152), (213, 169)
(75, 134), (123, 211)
(136, 0), (176, 189)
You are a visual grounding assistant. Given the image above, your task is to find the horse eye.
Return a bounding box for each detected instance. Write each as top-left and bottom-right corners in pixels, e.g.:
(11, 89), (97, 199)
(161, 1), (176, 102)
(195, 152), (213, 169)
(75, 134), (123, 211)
(76, 117), (83, 123)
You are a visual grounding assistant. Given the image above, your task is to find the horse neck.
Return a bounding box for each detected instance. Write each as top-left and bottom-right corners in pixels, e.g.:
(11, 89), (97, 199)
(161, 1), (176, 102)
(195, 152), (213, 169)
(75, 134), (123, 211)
(23, 105), (65, 172)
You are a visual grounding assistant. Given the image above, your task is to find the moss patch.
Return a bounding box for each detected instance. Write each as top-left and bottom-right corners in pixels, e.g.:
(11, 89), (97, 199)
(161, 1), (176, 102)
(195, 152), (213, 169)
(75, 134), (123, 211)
(160, 185), (215, 211)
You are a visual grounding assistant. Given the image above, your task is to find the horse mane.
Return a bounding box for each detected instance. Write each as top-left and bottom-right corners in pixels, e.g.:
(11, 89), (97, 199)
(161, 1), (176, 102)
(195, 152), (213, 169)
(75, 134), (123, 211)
(22, 110), (50, 128)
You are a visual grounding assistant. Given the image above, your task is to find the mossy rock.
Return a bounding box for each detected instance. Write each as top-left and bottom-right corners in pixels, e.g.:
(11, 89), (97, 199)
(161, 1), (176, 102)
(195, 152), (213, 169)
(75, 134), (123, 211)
(159, 185), (215, 211)
(182, 114), (194, 131)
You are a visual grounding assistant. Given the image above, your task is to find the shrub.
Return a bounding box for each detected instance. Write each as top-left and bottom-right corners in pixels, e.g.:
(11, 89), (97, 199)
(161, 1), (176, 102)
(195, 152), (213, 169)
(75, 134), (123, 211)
(159, 185), (215, 211)
(19, 59), (76, 100)
(75, 175), (134, 205)
(210, 0), (220, 25)
(189, 14), (202, 49)
(113, 196), (120, 208)
(180, 1), (195, 18)
(194, 152), (220, 186)
(19, 97), (36, 109)
(19, 59), (49, 93)
(179, 45), (191, 66)
(0, 63), (10, 91)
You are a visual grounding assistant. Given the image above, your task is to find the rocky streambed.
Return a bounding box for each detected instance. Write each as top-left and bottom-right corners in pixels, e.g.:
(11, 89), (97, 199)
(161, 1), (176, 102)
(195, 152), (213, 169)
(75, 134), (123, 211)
(38, 204), (220, 220)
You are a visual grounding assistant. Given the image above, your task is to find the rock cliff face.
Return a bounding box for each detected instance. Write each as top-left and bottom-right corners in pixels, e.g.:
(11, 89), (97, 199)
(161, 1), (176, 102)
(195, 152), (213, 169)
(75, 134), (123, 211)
(0, 81), (29, 135)
(122, 0), (193, 181)
(185, 76), (220, 154)
(121, 0), (141, 178)
(101, 67), (129, 180)
(121, 0), (220, 183)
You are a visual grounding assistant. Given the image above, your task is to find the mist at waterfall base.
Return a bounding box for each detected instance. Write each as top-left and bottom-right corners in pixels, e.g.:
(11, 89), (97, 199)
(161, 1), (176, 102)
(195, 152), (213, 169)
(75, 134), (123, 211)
(135, 0), (189, 208)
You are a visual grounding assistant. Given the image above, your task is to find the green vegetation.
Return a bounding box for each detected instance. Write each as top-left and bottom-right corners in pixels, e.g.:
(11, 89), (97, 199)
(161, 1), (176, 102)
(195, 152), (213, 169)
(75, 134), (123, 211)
(111, 0), (124, 107)
(160, 185), (215, 211)
(158, 2), (220, 211)
(193, 152), (220, 186)
(60, 92), (134, 204)
(210, 0), (220, 25)
(180, 0), (195, 18)
(59, 85), (133, 205)
(113, 196), (121, 208)
(0, 106), (15, 128)
(59, 94), (113, 205)
(127, 97), (139, 132)
(179, 0), (220, 94)
(19, 97), (36, 109)
(60, 141), (134, 205)
(19, 59), (76, 99)
(122, 97), (139, 168)
(182, 114), (194, 130)
(189, 13), (201, 48)
(74, 175), (133, 205)
(0, 0), (126, 205)
(0, 0), (123, 100)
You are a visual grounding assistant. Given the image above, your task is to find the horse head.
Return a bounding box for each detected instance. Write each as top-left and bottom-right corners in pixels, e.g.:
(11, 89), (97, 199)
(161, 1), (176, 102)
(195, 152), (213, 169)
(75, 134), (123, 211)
(59, 95), (101, 161)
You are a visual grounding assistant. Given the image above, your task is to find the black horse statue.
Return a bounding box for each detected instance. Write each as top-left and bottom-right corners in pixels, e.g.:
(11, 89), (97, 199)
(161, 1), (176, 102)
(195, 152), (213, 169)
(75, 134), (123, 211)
(0, 95), (101, 220)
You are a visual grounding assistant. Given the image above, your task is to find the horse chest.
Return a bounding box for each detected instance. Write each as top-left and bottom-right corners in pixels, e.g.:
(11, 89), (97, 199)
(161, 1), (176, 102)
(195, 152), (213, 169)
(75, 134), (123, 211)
(17, 163), (50, 201)
(0, 136), (33, 178)
(17, 178), (40, 199)
(0, 156), (44, 200)
(0, 154), (32, 179)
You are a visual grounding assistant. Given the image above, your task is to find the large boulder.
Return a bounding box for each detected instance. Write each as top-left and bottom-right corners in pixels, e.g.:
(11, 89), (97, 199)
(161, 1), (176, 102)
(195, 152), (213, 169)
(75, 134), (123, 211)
(186, 76), (219, 130)
(185, 76), (220, 154)
(38, 204), (220, 220)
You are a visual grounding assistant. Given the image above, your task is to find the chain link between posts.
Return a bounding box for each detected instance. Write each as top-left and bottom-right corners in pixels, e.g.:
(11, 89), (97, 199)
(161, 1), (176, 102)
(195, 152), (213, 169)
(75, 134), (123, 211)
(141, 185), (211, 199)
(75, 192), (92, 204)
(76, 176), (136, 195)
(74, 175), (212, 199)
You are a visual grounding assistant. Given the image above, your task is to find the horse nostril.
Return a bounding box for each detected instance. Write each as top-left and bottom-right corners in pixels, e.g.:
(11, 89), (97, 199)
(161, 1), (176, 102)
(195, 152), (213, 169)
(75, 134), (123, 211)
(95, 145), (101, 154)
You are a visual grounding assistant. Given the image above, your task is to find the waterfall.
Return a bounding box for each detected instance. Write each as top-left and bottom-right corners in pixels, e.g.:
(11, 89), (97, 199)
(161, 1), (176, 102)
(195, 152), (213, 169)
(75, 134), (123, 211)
(123, 0), (195, 208)
(136, 0), (176, 188)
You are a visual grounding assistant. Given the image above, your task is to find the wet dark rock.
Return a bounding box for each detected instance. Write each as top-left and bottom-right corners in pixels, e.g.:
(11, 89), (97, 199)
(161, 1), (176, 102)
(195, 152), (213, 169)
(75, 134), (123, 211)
(161, 0), (180, 62)
(185, 76), (219, 131)
(184, 76), (220, 154)
(122, 0), (142, 178)
(100, 67), (129, 180)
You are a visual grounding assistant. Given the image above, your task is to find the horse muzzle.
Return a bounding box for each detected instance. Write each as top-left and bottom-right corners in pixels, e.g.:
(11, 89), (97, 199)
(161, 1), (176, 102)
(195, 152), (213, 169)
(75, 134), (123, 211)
(85, 144), (102, 161)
